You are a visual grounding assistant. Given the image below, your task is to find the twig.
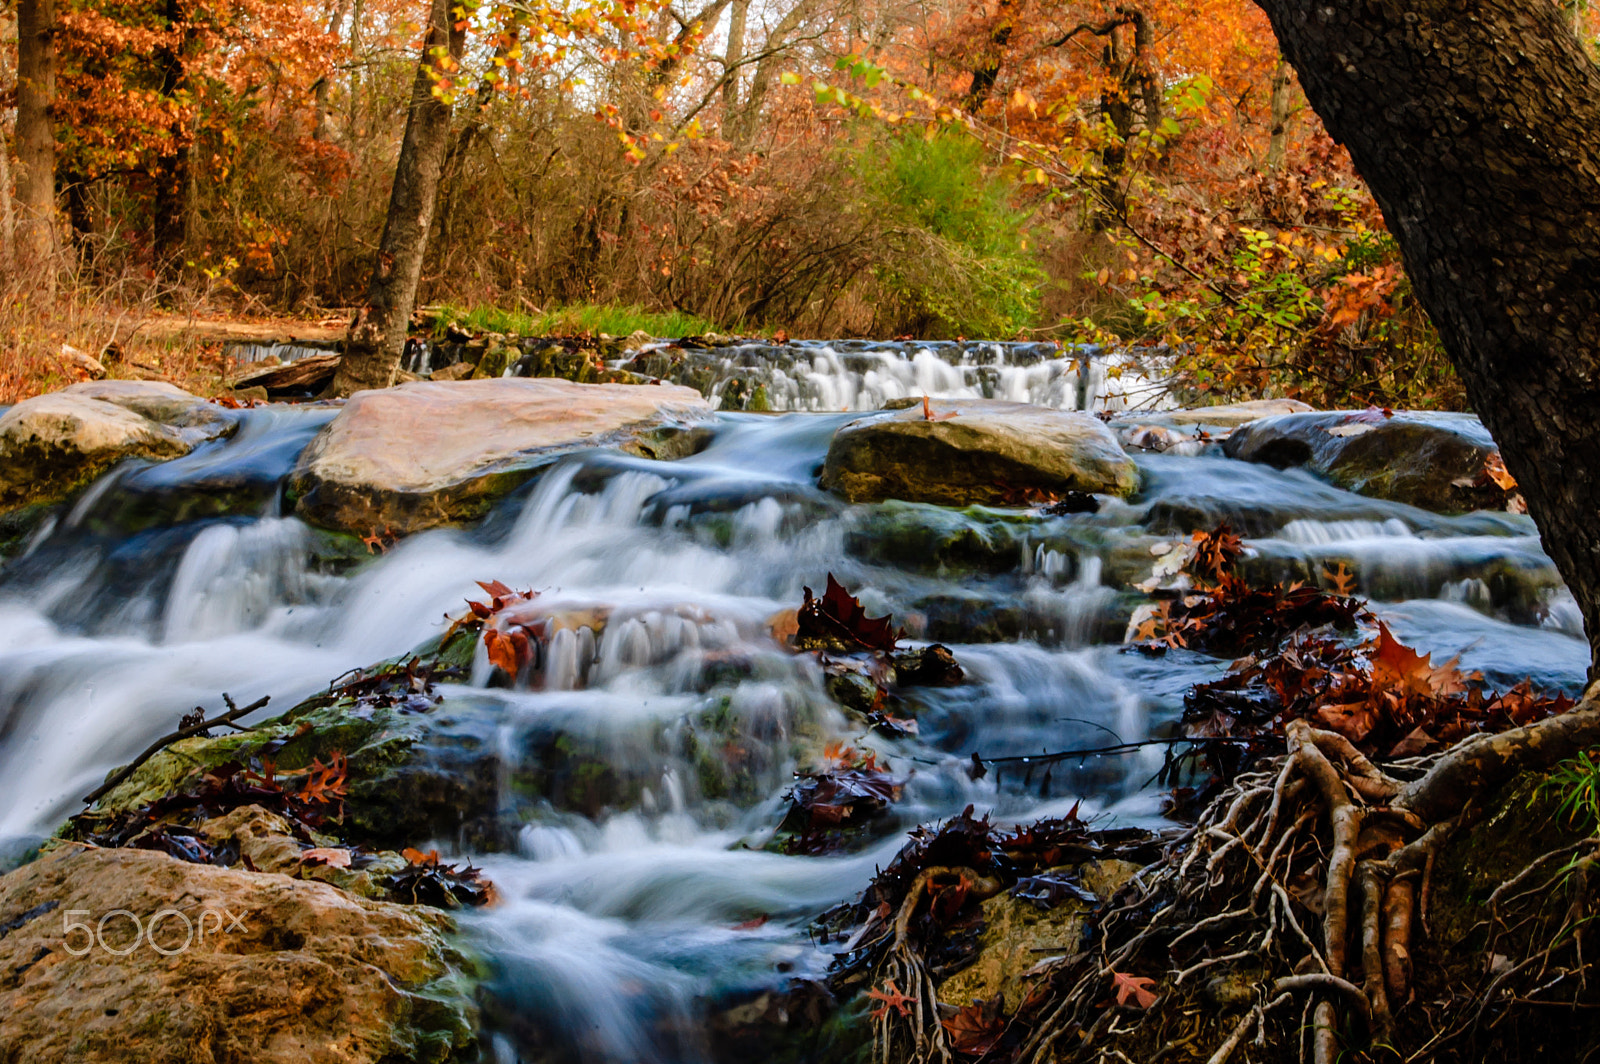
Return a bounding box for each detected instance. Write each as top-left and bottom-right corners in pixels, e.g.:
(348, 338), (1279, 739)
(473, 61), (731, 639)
(82, 694), (271, 806)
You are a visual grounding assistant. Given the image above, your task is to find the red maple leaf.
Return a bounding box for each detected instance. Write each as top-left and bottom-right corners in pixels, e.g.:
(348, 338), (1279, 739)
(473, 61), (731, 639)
(941, 994), (1006, 1056)
(796, 574), (900, 651)
(1110, 970), (1158, 1009)
(865, 980), (916, 1020)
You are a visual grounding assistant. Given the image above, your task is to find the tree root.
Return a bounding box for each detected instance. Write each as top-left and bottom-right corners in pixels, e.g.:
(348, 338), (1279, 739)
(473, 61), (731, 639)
(847, 694), (1600, 1064)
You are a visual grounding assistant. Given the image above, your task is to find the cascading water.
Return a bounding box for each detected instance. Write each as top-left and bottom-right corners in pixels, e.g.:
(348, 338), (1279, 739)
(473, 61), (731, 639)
(0, 352), (1590, 1063)
(403, 338), (1174, 413)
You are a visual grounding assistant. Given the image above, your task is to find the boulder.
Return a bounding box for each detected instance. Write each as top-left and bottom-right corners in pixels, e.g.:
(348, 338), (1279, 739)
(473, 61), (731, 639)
(0, 846), (475, 1064)
(287, 378), (714, 534)
(0, 382), (237, 513)
(818, 399), (1140, 506)
(1222, 409), (1513, 512)
(1112, 398), (1314, 454)
(937, 860), (1141, 1010)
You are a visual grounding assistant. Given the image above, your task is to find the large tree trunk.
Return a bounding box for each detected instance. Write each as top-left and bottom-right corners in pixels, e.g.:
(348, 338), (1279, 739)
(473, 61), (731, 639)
(1252, 0), (1600, 675)
(15, 0), (56, 282)
(327, 0), (465, 397)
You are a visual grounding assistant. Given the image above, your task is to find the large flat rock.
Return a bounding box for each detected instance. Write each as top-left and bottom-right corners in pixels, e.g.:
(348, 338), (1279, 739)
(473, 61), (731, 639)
(1222, 409), (1511, 512)
(1112, 398), (1315, 454)
(0, 846), (474, 1063)
(288, 378), (714, 534)
(818, 398), (1140, 506)
(0, 382), (236, 513)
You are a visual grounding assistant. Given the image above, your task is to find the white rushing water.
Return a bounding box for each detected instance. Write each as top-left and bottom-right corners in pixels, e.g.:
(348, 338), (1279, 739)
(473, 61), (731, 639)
(0, 375), (1590, 1062)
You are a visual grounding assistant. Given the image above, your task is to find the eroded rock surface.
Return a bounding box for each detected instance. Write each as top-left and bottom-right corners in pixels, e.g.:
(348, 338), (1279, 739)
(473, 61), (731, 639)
(1113, 398), (1313, 454)
(1223, 409), (1511, 512)
(819, 399), (1140, 506)
(0, 381), (237, 512)
(0, 846), (475, 1064)
(288, 378), (714, 533)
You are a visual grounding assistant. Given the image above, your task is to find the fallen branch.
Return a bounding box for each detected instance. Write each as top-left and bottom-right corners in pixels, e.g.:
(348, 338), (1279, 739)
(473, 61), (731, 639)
(82, 694), (271, 806)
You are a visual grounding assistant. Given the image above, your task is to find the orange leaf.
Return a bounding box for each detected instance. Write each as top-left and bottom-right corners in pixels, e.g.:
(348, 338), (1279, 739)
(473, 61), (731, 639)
(1111, 970), (1158, 1009)
(301, 847), (351, 868)
(865, 979), (916, 1020)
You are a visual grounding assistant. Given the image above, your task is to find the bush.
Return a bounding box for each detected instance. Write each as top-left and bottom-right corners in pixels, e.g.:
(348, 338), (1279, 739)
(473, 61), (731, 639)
(853, 131), (1044, 338)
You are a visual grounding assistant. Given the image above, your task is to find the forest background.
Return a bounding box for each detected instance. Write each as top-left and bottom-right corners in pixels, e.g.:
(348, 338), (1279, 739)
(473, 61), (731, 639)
(1, 0), (1596, 406)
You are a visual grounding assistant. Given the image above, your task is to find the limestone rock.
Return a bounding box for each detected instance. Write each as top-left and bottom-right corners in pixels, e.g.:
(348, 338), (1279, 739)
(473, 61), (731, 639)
(1112, 398), (1314, 454)
(0, 382), (236, 513)
(1155, 398), (1313, 427)
(0, 846), (475, 1064)
(818, 399), (1140, 506)
(1222, 409), (1511, 512)
(938, 860), (1141, 1010)
(287, 378), (714, 534)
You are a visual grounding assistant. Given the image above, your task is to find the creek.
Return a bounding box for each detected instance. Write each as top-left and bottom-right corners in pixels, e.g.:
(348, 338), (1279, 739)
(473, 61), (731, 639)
(0, 342), (1587, 1063)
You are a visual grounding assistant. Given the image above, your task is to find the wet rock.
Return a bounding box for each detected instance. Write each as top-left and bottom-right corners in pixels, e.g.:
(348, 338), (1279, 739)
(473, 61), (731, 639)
(820, 399), (1139, 506)
(0, 382), (237, 513)
(1112, 399), (1313, 454)
(0, 846), (475, 1064)
(287, 378), (714, 534)
(894, 644), (965, 687)
(509, 343), (648, 385)
(937, 859), (1141, 1010)
(1223, 410), (1510, 513)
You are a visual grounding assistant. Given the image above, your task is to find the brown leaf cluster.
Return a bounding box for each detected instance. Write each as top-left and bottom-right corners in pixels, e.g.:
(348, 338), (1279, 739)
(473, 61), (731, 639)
(1157, 526), (1575, 755)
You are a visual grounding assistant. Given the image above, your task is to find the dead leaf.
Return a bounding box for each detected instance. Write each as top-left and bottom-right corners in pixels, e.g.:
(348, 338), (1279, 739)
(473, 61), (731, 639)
(866, 980), (916, 1020)
(1110, 970), (1158, 1009)
(300, 847), (351, 868)
(941, 994), (1006, 1055)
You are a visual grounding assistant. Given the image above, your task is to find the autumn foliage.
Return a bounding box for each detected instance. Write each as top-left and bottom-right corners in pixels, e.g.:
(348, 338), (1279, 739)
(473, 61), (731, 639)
(1136, 525), (1574, 757)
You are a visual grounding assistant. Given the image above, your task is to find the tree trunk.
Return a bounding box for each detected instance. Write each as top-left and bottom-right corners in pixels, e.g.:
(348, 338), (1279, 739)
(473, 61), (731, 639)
(1265, 58), (1291, 171)
(1251, 0), (1600, 673)
(720, 0), (749, 124)
(327, 0), (465, 397)
(734, 0), (817, 145)
(15, 0), (56, 282)
(312, 0), (354, 142)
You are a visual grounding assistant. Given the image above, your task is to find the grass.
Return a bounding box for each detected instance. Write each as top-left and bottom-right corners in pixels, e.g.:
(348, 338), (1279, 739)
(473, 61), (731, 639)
(438, 302), (725, 340)
(0, 284), (237, 404)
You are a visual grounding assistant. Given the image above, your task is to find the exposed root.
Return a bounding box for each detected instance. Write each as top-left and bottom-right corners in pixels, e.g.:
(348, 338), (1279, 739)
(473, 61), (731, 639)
(834, 696), (1600, 1064)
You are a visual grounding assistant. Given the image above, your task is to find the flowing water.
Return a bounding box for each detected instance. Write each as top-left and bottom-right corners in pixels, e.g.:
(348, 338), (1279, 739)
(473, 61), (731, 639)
(404, 338), (1174, 413)
(0, 352), (1588, 1063)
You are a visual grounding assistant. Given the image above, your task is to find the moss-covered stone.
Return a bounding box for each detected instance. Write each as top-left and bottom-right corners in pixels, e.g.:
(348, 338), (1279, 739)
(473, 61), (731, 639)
(820, 399), (1140, 507)
(1224, 410), (1510, 513)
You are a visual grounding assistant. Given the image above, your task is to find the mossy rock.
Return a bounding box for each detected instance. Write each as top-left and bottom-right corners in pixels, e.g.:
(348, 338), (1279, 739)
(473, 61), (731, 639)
(1223, 411), (1511, 513)
(70, 629), (495, 851)
(937, 860), (1142, 1011)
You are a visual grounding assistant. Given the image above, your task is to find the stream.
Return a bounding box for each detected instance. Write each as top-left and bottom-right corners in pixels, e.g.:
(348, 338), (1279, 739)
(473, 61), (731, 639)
(0, 342), (1588, 1063)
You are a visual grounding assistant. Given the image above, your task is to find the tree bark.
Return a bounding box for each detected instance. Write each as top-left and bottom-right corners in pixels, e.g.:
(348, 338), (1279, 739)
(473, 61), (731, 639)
(734, 0), (818, 145)
(1265, 58), (1291, 171)
(1251, 0), (1600, 675)
(328, 0), (465, 397)
(15, 0), (56, 282)
(720, 0), (749, 124)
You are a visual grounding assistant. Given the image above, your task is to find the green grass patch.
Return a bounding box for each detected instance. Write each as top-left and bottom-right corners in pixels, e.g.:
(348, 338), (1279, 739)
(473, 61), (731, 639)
(437, 303), (723, 340)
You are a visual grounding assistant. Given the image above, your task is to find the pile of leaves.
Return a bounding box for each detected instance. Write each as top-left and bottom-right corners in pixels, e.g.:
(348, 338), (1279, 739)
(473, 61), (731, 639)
(780, 742), (908, 854)
(826, 805), (1159, 970)
(1188, 621), (1574, 757)
(74, 752), (349, 862)
(1136, 525), (1574, 757)
(382, 847), (497, 909)
(1133, 525), (1365, 656)
(327, 654), (458, 715)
